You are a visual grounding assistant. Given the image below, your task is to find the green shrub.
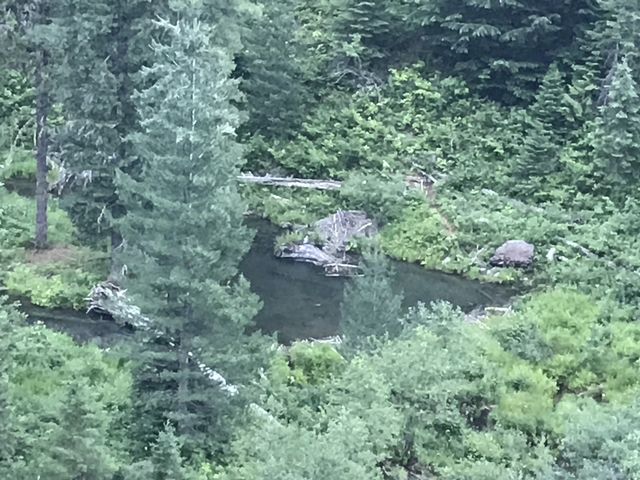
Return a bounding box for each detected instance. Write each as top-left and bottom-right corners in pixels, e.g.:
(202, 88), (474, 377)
(489, 289), (602, 393)
(288, 342), (345, 384)
(0, 148), (36, 180)
(493, 362), (556, 434)
(0, 189), (76, 249)
(380, 201), (457, 270)
(242, 184), (340, 226)
(340, 172), (414, 224)
(4, 253), (105, 310)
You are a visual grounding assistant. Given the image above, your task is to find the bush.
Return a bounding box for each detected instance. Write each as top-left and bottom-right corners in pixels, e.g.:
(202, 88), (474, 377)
(0, 148), (36, 181)
(489, 289), (602, 393)
(288, 342), (345, 384)
(0, 189), (76, 249)
(380, 201), (457, 270)
(241, 184), (340, 226)
(5, 260), (103, 310)
(339, 172), (414, 224)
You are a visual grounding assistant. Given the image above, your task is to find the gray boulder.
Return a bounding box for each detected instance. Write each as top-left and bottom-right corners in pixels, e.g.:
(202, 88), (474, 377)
(489, 240), (535, 268)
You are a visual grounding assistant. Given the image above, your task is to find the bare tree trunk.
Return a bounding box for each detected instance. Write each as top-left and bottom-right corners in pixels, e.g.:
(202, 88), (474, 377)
(34, 48), (49, 250)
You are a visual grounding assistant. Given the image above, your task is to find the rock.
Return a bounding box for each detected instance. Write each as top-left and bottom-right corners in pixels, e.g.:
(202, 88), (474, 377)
(489, 240), (535, 268)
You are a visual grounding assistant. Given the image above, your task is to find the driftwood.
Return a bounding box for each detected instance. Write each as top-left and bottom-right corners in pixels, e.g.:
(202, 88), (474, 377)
(274, 243), (337, 266)
(238, 173), (436, 192)
(560, 238), (598, 259)
(55, 170), (435, 195)
(87, 282), (238, 395)
(323, 263), (362, 277)
(275, 210), (377, 276)
(238, 173), (342, 190)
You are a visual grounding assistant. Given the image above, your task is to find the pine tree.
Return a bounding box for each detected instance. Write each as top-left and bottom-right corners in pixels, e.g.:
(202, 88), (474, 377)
(0, 301), (22, 476)
(118, 3), (261, 455)
(0, 372), (14, 476)
(513, 118), (561, 202)
(593, 0), (640, 72)
(592, 58), (640, 202)
(397, 0), (596, 103)
(340, 248), (403, 351)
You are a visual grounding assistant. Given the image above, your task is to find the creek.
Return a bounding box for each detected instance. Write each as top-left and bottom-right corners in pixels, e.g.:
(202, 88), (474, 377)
(21, 218), (513, 344)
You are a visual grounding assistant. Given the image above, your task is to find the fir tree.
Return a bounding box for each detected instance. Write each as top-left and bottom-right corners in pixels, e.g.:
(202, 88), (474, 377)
(400, 0), (596, 103)
(513, 64), (573, 200)
(531, 63), (575, 139)
(513, 118), (561, 202)
(51, 0), (150, 257)
(0, 374), (14, 477)
(150, 424), (187, 480)
(37, 381), (117, 479)
(593, 0), (640, 73)
(340, 248), (403, 351)
(331, 0), (390, 72)
(592, 58), (640, 202)
(239, 0), (307, 140)
(118, 4), (261, 455)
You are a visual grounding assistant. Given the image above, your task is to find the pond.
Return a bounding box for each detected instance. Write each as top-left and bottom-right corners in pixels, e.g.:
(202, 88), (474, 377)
(22, 218), (514, 344)
(243, 219), (513, 343)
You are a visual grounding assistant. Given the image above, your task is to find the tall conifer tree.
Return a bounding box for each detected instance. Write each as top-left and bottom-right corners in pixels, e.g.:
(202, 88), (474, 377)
(592, 58), (640, 202)
(51, 0), (123, 249)
(118, 2), (261, 455)
(1, 0), (53, 248)
(240, 0), (307, 140)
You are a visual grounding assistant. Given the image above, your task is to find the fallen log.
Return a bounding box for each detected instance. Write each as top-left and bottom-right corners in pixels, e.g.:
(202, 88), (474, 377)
(87, 281), (239, 395)
(237, 173), (437, 192)
(238, 173), (342, 190)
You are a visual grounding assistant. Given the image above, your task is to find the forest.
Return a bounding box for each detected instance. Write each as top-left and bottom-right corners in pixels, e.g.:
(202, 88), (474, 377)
(2, 0), (640, 478)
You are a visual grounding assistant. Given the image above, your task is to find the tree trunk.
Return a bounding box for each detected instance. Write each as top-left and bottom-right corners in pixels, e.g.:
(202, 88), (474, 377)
(34, 48), (50, 250)
(177, 336), (190, 439)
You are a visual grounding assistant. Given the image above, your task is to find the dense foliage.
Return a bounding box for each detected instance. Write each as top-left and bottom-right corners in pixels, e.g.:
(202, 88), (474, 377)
(3, 0), (640, 478)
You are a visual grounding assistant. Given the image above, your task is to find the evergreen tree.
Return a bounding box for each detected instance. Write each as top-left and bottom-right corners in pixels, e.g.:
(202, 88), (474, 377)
(329, 0), (390, 83)
(51, 0), (153, 258)
(592, 58), (640, 202)
(150, 424), (187, 480)
(118, 3), (261, 455)
(340, 248), (403, 351)
(592, 0), (640, 74)
(0, 346), (15, 477)
(531, 63), (575, 139)
(1, 0), (53, 248)
(35, 380), (117, 479)
(514, 118), (561, 199)
(239, 0), (307, 140)
(379, 0), (596, 103)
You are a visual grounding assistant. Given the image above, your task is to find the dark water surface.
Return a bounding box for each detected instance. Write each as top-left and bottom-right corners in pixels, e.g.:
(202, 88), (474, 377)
(22, 218), (513, 344)
(242, 219), (513, 343)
